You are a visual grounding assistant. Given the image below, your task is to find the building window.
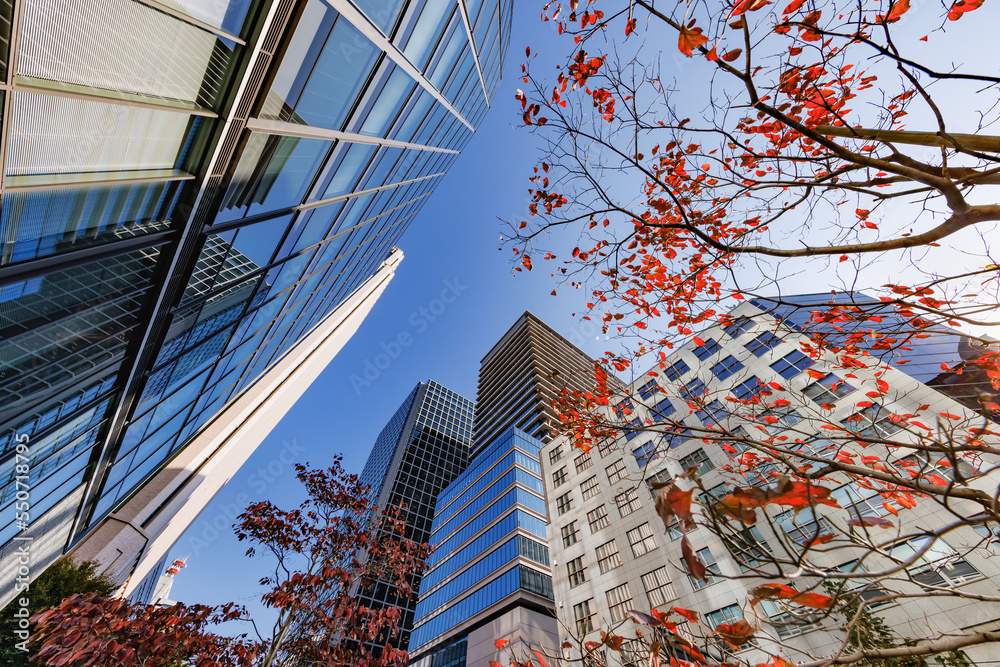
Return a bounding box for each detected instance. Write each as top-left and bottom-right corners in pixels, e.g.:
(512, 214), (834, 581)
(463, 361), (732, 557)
(588, 505), (610, 533)
(746, 331), (782, 356)
(645, 469), (672, 498)
(802, 373), (855, 404)
(723, 526), (769, 570)
(756, 403), (804, 433)
(575, 452), (593, 473)
(693, 338), (720, 360)
(606, 583), (634, 623)
(896, 449), (979, 482)
(628, 523), (658, 557)
(596, 539), (622, 573)
(664, 359), (690, 381)
(573, 599), (595, 635)
(888, 536), (982, 588)
(615, 398), (634, 418)
(833, 484), (887, 518)
(624, 417), (644, 441)
(686, 546), (722, 589)
(650, 396), (674, 421)
(680, 448), (714, 476)
(706, 603), (743, 629)
(680, 378), (706, 402)
(695, 399), (729, 426)
(770, 350), (814, 379)
(561, 521), (580, 547)
(552, 466), (568, 488)
(712, 355), (745, 381)
(632, 440), (659, 467)
(597, 439), (617, 458)
(638, 379), (661, 400)
(844, 403), (903, 440)
(581, 475), (601, 500)
(549, 446), (563, 464)
(557, 491), (574, 515)
(666, 517), (698, 540)
(606, 459), (628, 485)
(732, 377), (766, 403)
(776, 508), (835, 545)
(567, 555), (588, 587)
(615, 487), (642, 517)
(724, 316), (755, 338)
(642, 567), (677, 607)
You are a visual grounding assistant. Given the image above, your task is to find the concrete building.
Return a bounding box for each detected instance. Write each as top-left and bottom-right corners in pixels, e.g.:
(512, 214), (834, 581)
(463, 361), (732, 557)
(541, 294), (1000, 666)
(0, 0), (509, 606)
(355, 380), (475, 649)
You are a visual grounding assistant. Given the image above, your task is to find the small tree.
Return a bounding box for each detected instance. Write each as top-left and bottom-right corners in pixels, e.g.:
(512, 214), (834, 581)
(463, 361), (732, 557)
(30, 457), (429, 667)
(0, 558), (116, 666)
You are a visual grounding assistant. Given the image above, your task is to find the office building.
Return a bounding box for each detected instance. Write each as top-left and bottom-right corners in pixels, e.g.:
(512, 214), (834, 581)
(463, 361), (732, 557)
(356, 380), (474, 649)
(408, 427), (557, 667)
(474, 311), (620, 452)
(541, 293), (1000, 666)
(0, 0), (509, 607)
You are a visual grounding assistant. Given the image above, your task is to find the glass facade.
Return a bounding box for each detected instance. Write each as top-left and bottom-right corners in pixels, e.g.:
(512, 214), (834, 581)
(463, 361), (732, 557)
(410, 428), (552, 653)
(354, 380), (473, 649)
(0, 0), (508, 599)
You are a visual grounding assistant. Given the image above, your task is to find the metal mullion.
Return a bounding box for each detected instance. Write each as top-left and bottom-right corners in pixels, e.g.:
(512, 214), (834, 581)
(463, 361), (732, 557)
(456, 0), (489, 108)
(1, 79), (219, 118)
(245, 117), (459, 153)
(298, 171), (444, 211)
(2, 171), (195, 194)
(321, 0), (475, 133)
(0, 0), (24, 197)
(133, 0), (246, 45)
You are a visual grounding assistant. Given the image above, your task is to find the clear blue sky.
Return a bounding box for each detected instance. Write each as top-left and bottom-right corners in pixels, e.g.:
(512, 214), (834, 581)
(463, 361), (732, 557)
(165, 5), (611, 622)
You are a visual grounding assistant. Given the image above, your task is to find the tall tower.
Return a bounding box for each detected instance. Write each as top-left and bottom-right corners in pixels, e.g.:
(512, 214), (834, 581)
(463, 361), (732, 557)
(0, 0), (510, 607)
(356, 380), (474, 650)
(473, 312), (614, 451)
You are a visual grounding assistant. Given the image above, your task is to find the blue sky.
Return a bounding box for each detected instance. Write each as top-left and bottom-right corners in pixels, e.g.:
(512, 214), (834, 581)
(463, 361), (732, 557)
(165, 4), (609, 620)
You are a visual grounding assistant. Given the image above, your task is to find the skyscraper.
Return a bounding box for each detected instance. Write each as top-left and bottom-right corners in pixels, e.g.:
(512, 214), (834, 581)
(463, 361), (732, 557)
(541, 293), (1000, 667)
(474, 311), (617, 452)
(0, 0), (509, 606)
(355, 380), (474, 649)
(409, 313), (613, 666)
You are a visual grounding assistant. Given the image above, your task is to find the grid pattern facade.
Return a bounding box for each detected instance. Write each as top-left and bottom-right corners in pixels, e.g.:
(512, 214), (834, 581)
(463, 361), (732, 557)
(0, 0), (509, 596)
(472, 312), (621, 451)
(355, 380), (473, 649)
(541, 295), (1000, 665)
(409, 428), (553, 656)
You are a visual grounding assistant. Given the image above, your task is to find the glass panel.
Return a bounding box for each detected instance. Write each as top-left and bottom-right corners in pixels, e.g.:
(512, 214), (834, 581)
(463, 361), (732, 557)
(245, 136), (332, 217)
(359, 66), (418, 137)
(401, 1), (454, 71)
(352, 0), (407, 35)
(322, 142), (377, 198)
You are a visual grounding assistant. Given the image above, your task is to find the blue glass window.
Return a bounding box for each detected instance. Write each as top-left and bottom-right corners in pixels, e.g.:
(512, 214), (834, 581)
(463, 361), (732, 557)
(724, 316), (754, 338)
(664, 359), (690, 381)
(771, 350), (814, 379)
(693, 338), (720, 360)
(633, 441), (659, 467)
(712, 355), (744, 381)
(747, 331), (783, 356)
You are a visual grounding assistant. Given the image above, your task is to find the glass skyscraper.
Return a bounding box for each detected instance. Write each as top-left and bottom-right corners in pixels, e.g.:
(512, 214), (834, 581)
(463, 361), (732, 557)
(355, 380), (474, 650)
(0, 0), (509, 606)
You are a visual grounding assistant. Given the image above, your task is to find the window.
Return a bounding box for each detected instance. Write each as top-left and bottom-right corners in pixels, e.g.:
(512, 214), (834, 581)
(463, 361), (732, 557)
(712, 355), (745, 381)
(567, 555), (588, 587)
(723, 526), (769, 570)
(802, 373), (855, 404)
(588, 505), (610, 532)
(888, 536), (982, 588)
(770, 350), (814, 379)
(666, 517), (698, 540)
(756, 403), (804, 433)
(615, 398), (635, 417)
(575, 452), (593, 473)
(650, 396), (674, 421)
(664, 359), (690, 381)
(706, 603), (743, 630)
(895, 449), (979, 483)
(746, 331), (782, 356)
(776, 508), (835, 545)
(642, 567), (677, 607)
(582, 475), (601, 500)
(549, 446), (564, 464)
(574, 599), (595, 635)
(596, 539), (622, 573)
(645, 469), (672, 498)
(606, 459), (628, 484)
(557, 491), (574, 515)
(632, 440), (659, 467)
(693, 338), (720, 360)
(624, 417), (643, 441)
(552, 466), (567, 488)
(844, 403), (902, 439)
(701, 483), (729, 503)
(597, 439), (617, 458)
(680, 378), (706, 401)
(615, 487), (642, 517)
(606, 583), (634, 624)
(973, 522), (1000, 543)
(724, 316), (755, 338)
(638, 379), (661, 400)
(628, 523), (658, 557)
(732, 377), (766, 403)
(834, 484), (886, 518)
(836, 560), (892, 609)
(561, 521), (580, 547)
(686, 546), (722, 589)
(695, 399), (729, 426)
(679, 448), (714, 476)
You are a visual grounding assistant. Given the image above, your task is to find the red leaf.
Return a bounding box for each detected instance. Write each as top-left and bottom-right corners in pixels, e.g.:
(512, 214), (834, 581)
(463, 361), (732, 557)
(847, 515), (895, 529)
(715, 620), (755, 648)
(625, 17), (637, 36)
(678, 24), (709, 57)
(948, 0), (983, 20)
(693, 336), (705, 346)
(672, 607), (699, 623)
(878, 0), (910, 23)
(682, 536), (708, 581)
(782, 0), (805, 13)
(495, 639), (510, 650)
(721, 48), (743, 62)
(806, 369), (826, 379)
(790, 592), (834, 609)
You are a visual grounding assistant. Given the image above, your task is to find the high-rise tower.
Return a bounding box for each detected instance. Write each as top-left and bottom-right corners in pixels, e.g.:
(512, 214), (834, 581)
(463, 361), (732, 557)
(0, 0), (510, 606)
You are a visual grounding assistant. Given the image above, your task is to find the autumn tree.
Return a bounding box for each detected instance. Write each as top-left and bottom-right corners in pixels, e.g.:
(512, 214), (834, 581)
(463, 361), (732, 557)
(504, 0), (1000, 665)
(30, 458), (429, 667)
